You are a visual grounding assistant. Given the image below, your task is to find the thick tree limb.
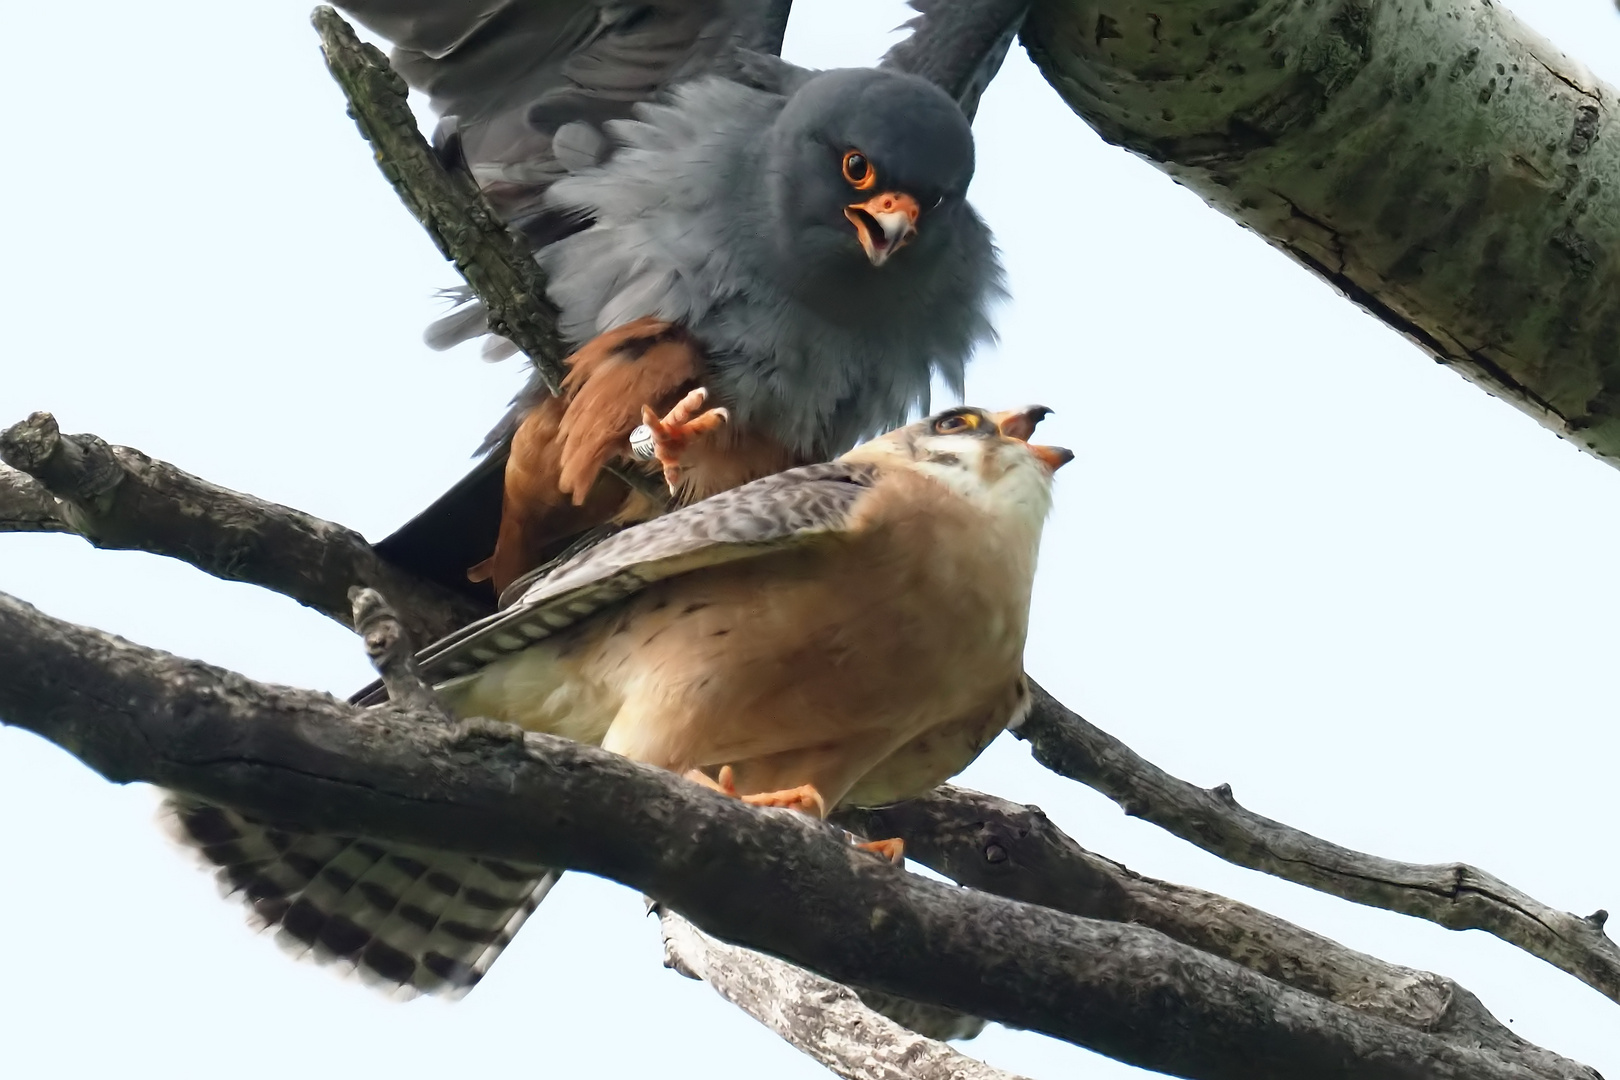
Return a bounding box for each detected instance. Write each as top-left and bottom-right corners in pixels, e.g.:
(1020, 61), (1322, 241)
(0, 411), (483, 644)
(5, 412), (1607, 1037)
(0, 465), (65, 534)
(1023, 0), (1620, 467)
(310, 6), (666, 506)
(1015, 683), (1620, 1006)
(658, 908), (1022, 1080)
(0, 591), (1592, 1080)
(836, 786), (1597, 1080)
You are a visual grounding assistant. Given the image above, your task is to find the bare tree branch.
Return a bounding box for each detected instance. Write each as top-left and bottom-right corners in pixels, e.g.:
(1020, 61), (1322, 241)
(0, 465), (65, 534)
(0, 590), (1592, 1080)
(310, 5), (667, 506)
(657, 907), (1025, 1080)
(348, 587), (453, 718)
(1022, 0), (1620, 469)
(1014, 683), (1620, 1006)
(309, 4), (566, 390)
(0, 411), (483, 644)
(836, 787), (1597, 1080)
(4, 411), (1605, 1052)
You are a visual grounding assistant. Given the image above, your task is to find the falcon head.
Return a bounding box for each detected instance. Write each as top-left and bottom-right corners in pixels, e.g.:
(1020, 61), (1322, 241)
(764, 68), (977, 276)
(849, 404), (1071, 516)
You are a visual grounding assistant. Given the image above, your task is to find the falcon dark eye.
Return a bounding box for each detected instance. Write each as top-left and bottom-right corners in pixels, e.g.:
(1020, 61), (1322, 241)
(933, 413), (979, 434)
(842, 150), (876, 191)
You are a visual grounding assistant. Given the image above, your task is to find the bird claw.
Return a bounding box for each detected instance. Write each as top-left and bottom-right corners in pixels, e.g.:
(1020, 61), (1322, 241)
(690, 765), (827, 818)
(631, 388), (731, 495)
(853, 837), (905, 864)
(741, 784), (827, 818)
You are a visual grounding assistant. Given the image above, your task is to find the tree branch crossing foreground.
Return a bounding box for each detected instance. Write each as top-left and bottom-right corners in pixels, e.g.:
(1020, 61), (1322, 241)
(1, 3), (1615, 1077)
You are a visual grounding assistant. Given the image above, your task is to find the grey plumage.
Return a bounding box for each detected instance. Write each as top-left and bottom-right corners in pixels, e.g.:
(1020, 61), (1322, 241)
(537, 70), (1002, 456)
(338, 1), (1011, 460)
(883, 0), (1031, 121)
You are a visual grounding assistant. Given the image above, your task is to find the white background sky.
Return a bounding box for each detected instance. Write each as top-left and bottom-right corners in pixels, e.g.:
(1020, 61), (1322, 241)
(2, 2), (1616, 1077)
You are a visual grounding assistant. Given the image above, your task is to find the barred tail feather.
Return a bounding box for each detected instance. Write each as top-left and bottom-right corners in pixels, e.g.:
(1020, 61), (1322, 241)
(162, 795), (557, 999)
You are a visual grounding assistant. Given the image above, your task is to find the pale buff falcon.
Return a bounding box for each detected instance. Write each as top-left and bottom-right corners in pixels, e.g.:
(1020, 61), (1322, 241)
(164, 405), (1069, 998)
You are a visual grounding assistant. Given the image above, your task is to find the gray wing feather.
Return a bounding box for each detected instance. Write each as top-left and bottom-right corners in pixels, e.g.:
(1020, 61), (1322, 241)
(881, 0), (1030, 120)
(351, 460), (879, 706)
(336, 1), (792, 242)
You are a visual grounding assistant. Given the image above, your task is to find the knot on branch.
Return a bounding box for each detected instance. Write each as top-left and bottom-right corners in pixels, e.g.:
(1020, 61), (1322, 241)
(348, 586), (451, 720)
(0, 411), (124, 508)
(1587, 909), (1609, 931)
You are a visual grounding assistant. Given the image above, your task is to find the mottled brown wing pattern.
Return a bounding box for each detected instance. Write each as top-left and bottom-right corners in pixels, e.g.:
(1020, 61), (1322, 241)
(349, 462), (880, 704)
(163, 796), (558, 998)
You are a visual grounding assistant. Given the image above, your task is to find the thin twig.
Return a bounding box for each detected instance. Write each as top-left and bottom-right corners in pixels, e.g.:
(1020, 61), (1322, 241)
(1015, 681), (1620, 1006)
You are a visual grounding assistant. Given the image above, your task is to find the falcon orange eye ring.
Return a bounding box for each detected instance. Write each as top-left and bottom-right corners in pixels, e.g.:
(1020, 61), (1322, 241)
(934, 413), (979, 434)
(842, 150), (877, 190)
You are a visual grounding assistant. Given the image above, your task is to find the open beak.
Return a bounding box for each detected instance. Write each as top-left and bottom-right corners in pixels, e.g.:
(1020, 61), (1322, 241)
(845, 191), (920, 266)
(991, 405), (1071, 473)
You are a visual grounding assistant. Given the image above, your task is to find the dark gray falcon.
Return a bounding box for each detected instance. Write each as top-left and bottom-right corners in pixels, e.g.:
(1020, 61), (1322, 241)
(342, 0), (1035, 598)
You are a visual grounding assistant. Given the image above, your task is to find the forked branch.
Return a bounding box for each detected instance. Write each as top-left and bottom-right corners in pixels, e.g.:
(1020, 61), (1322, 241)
(1015, 683), (1620, 1006)
(0, 410), (482, 644)
(0, 589), (1589, 1080)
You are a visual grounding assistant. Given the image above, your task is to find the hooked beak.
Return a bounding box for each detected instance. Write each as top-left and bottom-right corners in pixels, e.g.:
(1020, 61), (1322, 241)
(992, 405), (1054, 443)
(845, 191), (920, 266)
(991, 405), (1071, 473)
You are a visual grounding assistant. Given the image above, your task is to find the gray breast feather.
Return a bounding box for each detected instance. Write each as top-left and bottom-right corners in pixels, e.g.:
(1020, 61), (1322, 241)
(350, 461), (879, 704)
(538, 75), (1004, 458)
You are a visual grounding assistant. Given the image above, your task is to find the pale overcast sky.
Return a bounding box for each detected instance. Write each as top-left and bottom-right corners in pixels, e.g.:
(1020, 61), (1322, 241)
(1, 2), (1615, 1077)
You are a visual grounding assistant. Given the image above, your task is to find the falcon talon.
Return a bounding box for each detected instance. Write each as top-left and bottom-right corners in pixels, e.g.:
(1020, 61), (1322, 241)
(853, 838), (906, 864)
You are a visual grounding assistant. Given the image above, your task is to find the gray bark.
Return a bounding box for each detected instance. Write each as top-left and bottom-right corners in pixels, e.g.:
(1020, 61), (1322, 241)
(0, 411), (483, 644)
(658, 908), (1023, 1080)
(1022, 0), (1620, 466)
(0, 588), (1591, 1080)
(0, 413), (1605, 1074)
(1014, 683), (1620, 1005)
(836, 786), (1594, 1080)
(311, 7), (666, 505)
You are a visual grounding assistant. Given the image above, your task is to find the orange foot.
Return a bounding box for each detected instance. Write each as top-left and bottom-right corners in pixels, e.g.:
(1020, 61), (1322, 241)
(687, 766), (827, 818)
(742, 784), (827, 818)
(632, 388), (730, 495)
(854, 838), (905, 863)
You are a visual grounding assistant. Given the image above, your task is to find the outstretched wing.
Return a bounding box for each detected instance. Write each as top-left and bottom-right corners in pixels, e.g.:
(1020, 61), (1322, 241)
(353, 460), (880, 705)
(338, 1), (793, 244)
(881, 0), (1031, 121)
